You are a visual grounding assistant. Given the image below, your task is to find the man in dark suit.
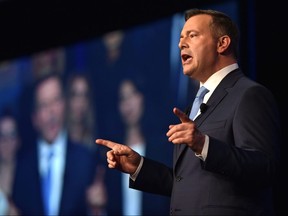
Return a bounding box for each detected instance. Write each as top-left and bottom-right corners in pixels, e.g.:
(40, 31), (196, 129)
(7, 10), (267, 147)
(12, 73), (98, 215)
(96, 8), (281, 216)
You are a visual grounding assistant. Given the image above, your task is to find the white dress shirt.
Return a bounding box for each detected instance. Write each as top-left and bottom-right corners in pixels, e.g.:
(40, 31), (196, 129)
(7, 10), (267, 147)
(38, 130), (67, 216)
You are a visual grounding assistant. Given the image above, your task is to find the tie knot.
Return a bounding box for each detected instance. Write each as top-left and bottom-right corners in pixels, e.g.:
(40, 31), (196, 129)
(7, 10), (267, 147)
(196, 86), (209, 99)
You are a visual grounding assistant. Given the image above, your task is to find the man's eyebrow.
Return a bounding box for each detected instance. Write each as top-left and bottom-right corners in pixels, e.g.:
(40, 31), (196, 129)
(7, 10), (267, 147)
(180, 30), (197, 38)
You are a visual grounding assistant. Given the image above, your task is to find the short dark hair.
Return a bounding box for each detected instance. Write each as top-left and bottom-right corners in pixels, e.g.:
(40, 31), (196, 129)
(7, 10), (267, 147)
(31, 72), (64, 111)
(184, 8), (239, 59)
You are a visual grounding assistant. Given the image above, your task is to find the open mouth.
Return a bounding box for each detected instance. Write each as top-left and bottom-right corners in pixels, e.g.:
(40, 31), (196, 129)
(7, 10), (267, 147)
(181, 54), (192, 63)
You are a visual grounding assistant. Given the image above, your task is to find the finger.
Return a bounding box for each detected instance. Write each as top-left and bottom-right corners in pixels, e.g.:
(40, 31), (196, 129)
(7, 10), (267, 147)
(106, 150), (116, 160)
(95, 139), (118, 149)
(173, 107), (190, 123)
(166, 125), (176, 137)
(107, 158), (116, 168)
(169, 137), (187, 145)
(168, 124), (175, 129)
(167, 129), (182, 142)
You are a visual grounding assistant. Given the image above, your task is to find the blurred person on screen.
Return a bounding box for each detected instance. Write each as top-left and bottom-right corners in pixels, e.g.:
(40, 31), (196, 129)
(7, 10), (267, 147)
(65, 72), (107, 215)
(101, 77), (171, 215)
(0, 109), (21, 215)
(65, 73), (96, 148)
(11, 72), (100, 216)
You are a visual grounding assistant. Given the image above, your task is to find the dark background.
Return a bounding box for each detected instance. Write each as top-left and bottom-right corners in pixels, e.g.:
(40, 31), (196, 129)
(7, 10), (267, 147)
(0, 0), (287, 215)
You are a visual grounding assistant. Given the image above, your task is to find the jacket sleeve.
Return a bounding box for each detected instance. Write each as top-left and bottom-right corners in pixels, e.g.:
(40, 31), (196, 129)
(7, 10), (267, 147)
(129, 157), (173, 197)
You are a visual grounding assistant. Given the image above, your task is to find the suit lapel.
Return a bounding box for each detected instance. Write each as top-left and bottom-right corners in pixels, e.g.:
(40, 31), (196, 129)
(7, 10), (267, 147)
(174, 69), (244, 170)
(24, 143), (46, 214)
(58, 140), (70, 215)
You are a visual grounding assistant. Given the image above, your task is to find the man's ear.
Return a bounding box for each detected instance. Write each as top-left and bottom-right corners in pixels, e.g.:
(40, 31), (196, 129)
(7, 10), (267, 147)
(217, 35), (231, 54)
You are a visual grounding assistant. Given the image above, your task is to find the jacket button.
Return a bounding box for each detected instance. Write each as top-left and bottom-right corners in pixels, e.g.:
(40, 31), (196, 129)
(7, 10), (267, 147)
(176, 176), (182, 181)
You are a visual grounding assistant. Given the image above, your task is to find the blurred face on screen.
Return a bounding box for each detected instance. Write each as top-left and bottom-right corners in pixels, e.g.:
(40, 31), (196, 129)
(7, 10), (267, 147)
(0, 116), (20, 162)
(68, 76), (89, 123)
(118, 80), (143, 126)
(33, 77), (65, 144)
(103, 30), (124, 63)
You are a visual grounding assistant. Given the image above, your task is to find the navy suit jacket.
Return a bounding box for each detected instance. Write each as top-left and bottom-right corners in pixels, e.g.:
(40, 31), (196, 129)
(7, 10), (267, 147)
(12, 138), (97, 216)
(130, 69), (281, 215)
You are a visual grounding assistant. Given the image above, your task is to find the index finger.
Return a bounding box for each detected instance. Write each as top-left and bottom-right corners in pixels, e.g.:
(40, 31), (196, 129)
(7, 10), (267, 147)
(95, 139), (118, 149)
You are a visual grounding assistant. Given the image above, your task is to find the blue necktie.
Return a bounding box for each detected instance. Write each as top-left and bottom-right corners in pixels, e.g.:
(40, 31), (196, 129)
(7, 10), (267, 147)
(189, 86), (209, 120)
(42, 150), (54, 216)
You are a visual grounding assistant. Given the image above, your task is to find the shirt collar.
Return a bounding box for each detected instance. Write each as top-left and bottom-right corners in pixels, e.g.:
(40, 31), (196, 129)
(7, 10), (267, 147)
(201, 63), (239, 92)
(38, 130), (67, 157)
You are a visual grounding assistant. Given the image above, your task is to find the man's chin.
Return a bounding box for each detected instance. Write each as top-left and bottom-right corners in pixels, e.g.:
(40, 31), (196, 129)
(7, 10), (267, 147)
(182, 70), (191, 76)
(44, 132), (60, 144)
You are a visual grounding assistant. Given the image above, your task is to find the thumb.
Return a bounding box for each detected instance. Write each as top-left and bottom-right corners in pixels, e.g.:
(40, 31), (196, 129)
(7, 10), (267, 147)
(173, 107), (191, 123)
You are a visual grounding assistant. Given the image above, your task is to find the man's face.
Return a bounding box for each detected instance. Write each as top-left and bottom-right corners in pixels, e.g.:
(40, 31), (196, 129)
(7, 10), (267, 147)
(178, 14), (217, 82)
(33, 77), (65, 144)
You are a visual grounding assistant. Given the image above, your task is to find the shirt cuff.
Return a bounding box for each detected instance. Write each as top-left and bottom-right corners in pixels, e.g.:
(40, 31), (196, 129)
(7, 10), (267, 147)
(130, 156), (144, 181)
(195, 135), (209, 161)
